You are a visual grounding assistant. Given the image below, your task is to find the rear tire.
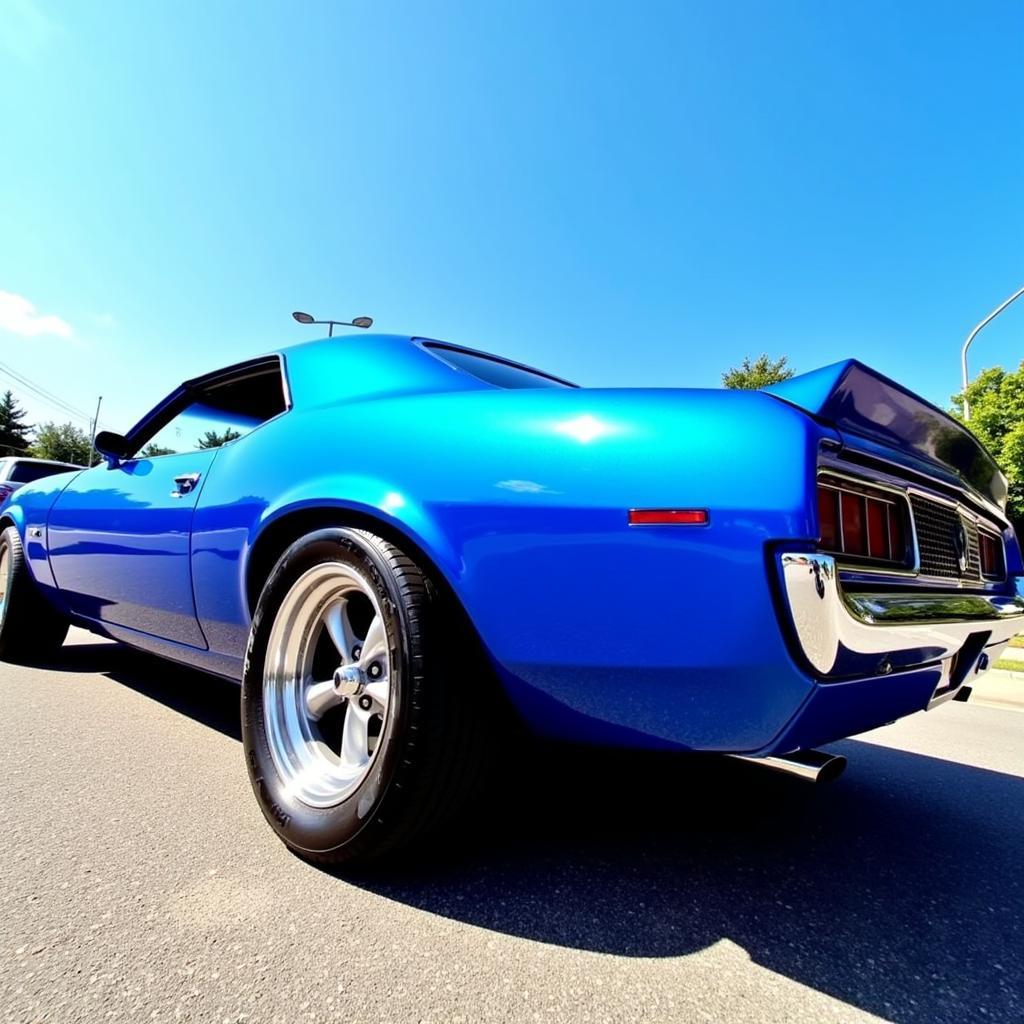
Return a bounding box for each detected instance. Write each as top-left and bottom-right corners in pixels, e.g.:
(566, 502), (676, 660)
(242, 527), (493, 868)
(0, 525), (70, 662)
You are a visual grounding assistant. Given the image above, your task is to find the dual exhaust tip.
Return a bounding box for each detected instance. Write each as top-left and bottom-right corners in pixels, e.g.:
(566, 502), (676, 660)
(729, 748), (847, 784)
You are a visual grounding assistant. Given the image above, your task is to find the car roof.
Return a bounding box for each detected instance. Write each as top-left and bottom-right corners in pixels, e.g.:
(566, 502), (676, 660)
(272, 333), (574, 409)
(123, 334), (574, 441)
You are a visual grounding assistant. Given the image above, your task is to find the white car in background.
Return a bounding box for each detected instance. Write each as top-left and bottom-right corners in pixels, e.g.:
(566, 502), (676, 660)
(0, 457), (82, 504)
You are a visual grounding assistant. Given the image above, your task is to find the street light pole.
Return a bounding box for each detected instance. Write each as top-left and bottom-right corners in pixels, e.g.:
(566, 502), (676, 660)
(88, 395), (102, 466)
(961, 283), (1024, 420)
(291, 311), (374, 334)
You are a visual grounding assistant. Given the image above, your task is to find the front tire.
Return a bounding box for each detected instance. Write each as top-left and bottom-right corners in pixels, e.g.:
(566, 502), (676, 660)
(0, 525), (70, 662)
(242, 527), (490, 867)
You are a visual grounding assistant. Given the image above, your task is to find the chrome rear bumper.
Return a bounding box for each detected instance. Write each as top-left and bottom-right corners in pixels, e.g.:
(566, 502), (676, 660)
(779, 553), (1023, 697)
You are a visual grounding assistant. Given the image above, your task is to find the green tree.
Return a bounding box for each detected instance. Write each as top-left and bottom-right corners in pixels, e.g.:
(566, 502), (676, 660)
(0, 390), (34, 456)
(722, 354), (795, 389)
(31, 421), (94, 465)
(140, 442), (176, 457)
(952, 360), (1024, 532)
(197, 428), (242, 449)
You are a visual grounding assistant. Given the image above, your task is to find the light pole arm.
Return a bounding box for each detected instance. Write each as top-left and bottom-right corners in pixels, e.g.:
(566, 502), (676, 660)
(961, 283), (1024, 420)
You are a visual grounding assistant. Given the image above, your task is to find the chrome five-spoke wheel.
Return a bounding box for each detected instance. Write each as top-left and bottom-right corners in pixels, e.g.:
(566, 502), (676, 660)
(263, 562), (392, 808)
(243, 527), (492, 867)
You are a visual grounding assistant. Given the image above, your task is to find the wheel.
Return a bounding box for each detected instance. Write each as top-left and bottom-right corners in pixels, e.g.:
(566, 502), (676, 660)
(242, 527), (492, 867)
(0, 525), (70, 662)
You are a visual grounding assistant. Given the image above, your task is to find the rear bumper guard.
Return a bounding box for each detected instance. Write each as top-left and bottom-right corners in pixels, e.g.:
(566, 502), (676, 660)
(779, 552), (1023, 699)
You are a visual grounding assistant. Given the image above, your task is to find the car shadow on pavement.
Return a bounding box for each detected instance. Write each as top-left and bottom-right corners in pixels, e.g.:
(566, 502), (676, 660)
(350, 739), (1024, 1023)
(44, 640), (243, 742)
(50, 640), (1023, 1023)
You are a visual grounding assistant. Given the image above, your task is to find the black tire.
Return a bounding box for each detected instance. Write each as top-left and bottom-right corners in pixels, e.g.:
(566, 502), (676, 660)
(242, 527), (493, 868)
(0, 525), (70, 662)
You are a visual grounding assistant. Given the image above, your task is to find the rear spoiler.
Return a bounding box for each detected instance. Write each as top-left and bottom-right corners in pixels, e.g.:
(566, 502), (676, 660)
(765, 359), (1008, 509)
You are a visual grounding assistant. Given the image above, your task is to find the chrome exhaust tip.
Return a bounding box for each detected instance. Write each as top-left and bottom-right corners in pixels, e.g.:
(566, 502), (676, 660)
(728, 748), (847, 784)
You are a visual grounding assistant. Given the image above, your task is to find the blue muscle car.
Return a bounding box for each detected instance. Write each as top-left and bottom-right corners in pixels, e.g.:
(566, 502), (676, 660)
(1, 334), (1021, 864)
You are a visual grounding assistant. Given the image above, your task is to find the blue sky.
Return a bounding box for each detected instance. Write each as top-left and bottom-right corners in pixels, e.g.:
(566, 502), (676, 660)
(1, 0), (1022, 436)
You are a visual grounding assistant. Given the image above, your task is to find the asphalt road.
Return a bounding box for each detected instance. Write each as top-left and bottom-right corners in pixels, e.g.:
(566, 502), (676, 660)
(1, 629), (1022, 1024)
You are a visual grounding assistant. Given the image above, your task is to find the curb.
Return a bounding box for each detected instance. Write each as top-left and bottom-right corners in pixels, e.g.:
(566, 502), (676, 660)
(969, 668), (1024, 712)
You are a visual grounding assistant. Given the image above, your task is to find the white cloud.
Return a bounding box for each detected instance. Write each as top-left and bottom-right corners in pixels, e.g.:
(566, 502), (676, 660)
(496, 479), (556, 494)
(0, 290), (74, 339)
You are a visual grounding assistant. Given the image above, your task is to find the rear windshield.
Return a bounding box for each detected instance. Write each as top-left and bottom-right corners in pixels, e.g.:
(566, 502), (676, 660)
(423, 343), (574, 389)
(9, 461), (79, 483)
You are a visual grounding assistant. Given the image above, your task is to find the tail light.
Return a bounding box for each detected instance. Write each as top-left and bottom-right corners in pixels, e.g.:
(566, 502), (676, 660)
(0, 484), (13, 504)
(978, 530), (1006, 579)
(817, 476), (910, 567)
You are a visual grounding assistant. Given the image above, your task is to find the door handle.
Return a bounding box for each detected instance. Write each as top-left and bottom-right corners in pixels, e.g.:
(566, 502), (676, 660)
(170, 473), (202, 498)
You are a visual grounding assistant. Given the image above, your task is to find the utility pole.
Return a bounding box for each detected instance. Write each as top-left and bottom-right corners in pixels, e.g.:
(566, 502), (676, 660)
(88, 396), (103, 466)
(961, 284), (1024, 420)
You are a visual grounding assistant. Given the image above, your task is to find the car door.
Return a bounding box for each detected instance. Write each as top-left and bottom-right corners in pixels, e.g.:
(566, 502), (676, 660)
(46, 357), (288, 648)
(47, 447), (221, 646)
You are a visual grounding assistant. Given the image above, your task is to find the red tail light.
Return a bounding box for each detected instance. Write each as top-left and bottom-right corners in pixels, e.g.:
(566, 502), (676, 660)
(978, 530), (1005, 579)
(0, 484), (13, 504)
(817, 478), (909, 566)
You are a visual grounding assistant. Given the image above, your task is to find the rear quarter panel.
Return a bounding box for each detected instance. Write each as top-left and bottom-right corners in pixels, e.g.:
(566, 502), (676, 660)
(193, 386), (832, 751)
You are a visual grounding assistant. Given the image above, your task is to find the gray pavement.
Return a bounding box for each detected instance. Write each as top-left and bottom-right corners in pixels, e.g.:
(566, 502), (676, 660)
(1, 628), (1023, 1023)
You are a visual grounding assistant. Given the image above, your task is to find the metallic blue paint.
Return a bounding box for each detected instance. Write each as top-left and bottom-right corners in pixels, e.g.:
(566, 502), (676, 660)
(47, 449), (219, 647)
(2, 334), (1021, 755)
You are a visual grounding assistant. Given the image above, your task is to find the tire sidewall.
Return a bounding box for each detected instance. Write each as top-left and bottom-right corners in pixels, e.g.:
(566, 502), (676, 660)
(0, 525), (69, 661)
(0, 527), (15, 638)
(242, 529), (411, 856)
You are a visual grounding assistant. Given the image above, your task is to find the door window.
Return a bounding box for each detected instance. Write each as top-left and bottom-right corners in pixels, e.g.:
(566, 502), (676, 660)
(130, 358), (287, 458)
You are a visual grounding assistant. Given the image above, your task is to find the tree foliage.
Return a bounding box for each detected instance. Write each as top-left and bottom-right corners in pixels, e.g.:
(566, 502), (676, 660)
(197, 428), (242, 449)
(951, 361), (1024, 531)
(0, 390), (34, 456)
(30, 421), (94, 465)
(140, 442), (176, 457)
(722, 354), (795, 390)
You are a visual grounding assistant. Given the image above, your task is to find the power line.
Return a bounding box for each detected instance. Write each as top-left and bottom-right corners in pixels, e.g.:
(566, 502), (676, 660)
(0, 375), (89, 425)
(0, 360), (92, 420)
(0, 361), (94, 426)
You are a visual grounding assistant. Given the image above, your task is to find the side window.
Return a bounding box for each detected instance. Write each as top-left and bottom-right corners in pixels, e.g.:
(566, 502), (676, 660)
(134, 361), (287, 458)
(10, 461), (79, 482)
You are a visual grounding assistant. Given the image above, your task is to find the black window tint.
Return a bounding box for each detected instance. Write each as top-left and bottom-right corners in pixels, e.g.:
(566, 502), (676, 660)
(10, 461), (78, 483)
(132, 359), (288, 456)
(425, 344), (572, 389)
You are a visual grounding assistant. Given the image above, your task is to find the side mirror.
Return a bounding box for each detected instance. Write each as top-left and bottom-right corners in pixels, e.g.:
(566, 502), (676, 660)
(94, 430), (130, 464)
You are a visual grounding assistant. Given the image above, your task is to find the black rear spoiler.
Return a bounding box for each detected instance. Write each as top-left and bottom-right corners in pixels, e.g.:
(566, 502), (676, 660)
(766, 359), (1008, 509)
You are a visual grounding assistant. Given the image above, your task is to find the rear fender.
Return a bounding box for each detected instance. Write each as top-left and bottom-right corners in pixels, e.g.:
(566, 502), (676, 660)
(191, 471), (460, 662)
(251, 474), (462, 589)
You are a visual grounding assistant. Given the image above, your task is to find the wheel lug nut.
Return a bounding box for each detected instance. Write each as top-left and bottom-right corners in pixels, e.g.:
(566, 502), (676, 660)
(352, 645), (362, 660)
(358, 695), (372, 711)
(369, 662), (382, 679)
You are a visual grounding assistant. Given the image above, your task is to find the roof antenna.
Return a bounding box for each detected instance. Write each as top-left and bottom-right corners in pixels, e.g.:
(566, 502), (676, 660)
(292, 311), (374, 337)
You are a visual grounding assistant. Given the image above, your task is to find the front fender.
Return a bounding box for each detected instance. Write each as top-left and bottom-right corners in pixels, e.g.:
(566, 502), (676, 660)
(0, 500), (25, 534)
(0, 472), (84, 600)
